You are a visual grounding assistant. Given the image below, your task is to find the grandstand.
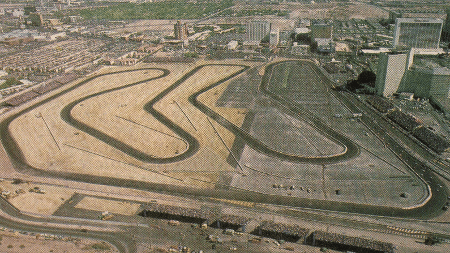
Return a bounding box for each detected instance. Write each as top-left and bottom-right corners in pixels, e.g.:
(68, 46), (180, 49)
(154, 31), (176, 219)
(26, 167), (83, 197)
(2, 73), (80, 106)
(53, 73), (79, 85)
(3, 90), (39, 107)
(33, 81), (62, 94)
(366, 95), (395, 113)
(311, 230), (394, 253)
(213, 214), (252, 232)
(412, 126), (450, 153)
(139, 203), (213, 224)
(256, 221), (309, 243)
(387, 109), (422, 132)
(367, 95), (450, 153)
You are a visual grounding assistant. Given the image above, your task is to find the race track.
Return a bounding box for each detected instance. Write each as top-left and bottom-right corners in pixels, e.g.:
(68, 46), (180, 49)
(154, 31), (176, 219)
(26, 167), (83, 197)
(0, 60), (446, 219)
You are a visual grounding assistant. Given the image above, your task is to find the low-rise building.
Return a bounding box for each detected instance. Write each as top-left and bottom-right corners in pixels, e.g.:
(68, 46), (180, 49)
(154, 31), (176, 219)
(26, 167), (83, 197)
(291, 43), (309, 55)
(404, 66), (450, 98)
(227, 40), (238, 50)
(47, 32), (66, 41)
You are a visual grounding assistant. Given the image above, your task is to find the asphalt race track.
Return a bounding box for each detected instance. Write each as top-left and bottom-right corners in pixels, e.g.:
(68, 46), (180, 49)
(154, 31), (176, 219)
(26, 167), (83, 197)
(60, 68), (173, 163)
(0, 60), (448, 224)
(256, 60), (360, 163)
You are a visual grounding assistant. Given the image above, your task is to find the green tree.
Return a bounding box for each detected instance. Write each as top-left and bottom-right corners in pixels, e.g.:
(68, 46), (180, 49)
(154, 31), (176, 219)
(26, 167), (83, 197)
(0, 77), (22, 89)
(425, 236), (439, 245)
(184, 52), (198, 58)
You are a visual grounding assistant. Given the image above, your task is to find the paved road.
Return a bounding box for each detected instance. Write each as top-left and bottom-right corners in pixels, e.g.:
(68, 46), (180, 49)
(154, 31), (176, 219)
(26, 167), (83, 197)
(61, 68), (173, 163)
(0, 60), (448, 251)
(255, 60), (360, 163)
(0, 196), (135, 253)
(335, 90), (448, 218)
(190, 59), (447, 218)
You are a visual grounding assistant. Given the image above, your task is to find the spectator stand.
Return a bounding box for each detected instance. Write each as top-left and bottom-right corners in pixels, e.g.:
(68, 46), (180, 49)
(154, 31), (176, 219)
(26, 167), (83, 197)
(311, 230), (394, 253)
(255, 221), (309, 243)
(212, 214), (252, 232)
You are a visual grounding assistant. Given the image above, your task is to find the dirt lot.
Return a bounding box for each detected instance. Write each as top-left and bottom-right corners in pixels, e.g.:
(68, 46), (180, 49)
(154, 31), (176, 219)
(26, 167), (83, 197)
(0, 180), (74, 215)
(113, 19), (178, 35)
(0, 230), (117, 253)
(6, 60), (257, 187)
(75, 196), (140, 216)
(3, 58), (431, 210)
(207, 1), (388, 25)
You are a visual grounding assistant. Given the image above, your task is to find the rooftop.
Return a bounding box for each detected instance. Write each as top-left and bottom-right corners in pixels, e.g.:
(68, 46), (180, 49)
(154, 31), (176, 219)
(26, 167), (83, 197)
(396, 17), (443, 24)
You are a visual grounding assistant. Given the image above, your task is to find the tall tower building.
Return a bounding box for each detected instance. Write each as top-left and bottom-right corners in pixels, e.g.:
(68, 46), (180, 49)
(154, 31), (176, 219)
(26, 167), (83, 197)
(246, 21), (271, 45)
(442, 8), (450, 42)
(375, 53), (409, 97)
(269, 28), (279, 46)
(393, 18), (443, 49)
(174, 20), (188, 40)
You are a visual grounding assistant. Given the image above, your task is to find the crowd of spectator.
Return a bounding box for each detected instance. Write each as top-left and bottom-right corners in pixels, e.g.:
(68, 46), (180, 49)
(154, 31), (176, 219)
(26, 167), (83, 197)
(140, 203), (214, 221)
(4, 90), (39, 107)
(217, 214), (251, 227)
(138, 206), (398, 251)
(313, 230), (394, 253)
(413, 126), (450, 153)
(3, 73), (79, 108)
(367, 95), (450, 153)
(258, 220), (310, 242)
(387, 109), (422, 132)
(33, 73), (79, 95)
(366, 95), (394, 113)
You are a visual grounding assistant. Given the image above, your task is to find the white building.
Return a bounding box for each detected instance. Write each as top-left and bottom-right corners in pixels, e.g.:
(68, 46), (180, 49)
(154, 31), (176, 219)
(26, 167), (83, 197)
(294, 28), (310, 34)
(227, 40), (238, 50)
(12, 9), (23, 17)
(376, 48), (450, 99)
(291, 42), (310, 55)
(19, 79), (33, 86)
(375, 52), (411, 97)
(269, 28), (279, 46)
(393, 18), (443, 49)
(246, 21), (271, 45)
(0, 70), (7, 78)
(47, 32), (67, 41)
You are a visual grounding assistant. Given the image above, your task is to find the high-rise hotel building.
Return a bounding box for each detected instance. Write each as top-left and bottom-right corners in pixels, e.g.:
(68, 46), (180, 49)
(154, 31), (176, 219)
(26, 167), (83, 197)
(246, 21), (271, 45)
(393, 18), (443, 49)
(174, 20), (188, 40)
